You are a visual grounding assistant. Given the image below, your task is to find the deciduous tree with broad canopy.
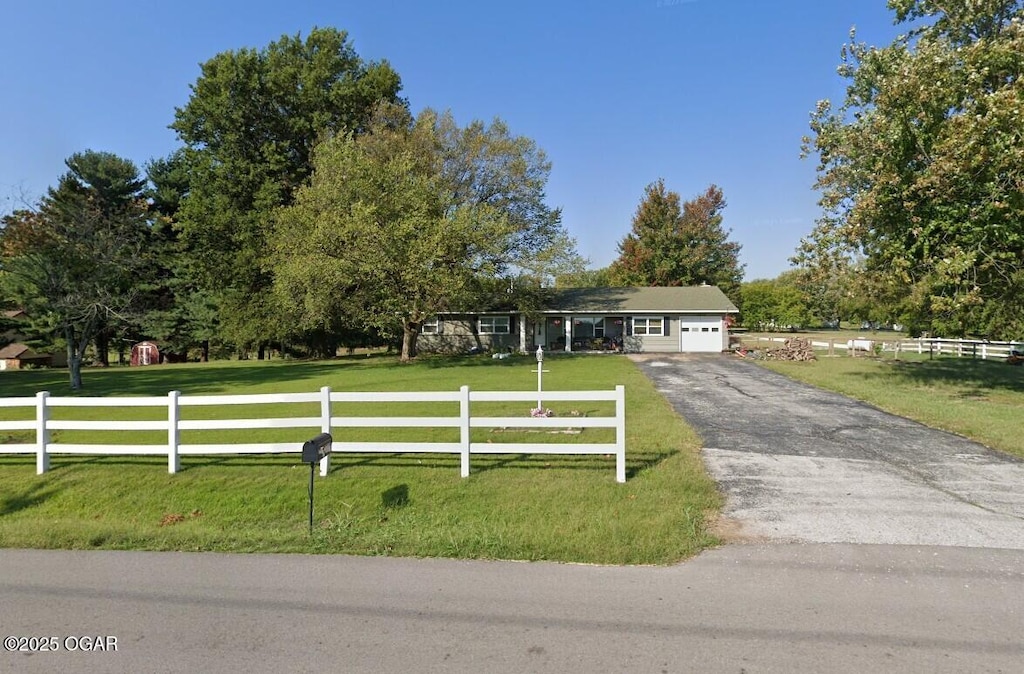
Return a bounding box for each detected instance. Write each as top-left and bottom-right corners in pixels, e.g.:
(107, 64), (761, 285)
(170, 27), (404, 356)
(271, 104), (581, 361)
(738, 276), (813, 332)
(609, 180), (744, 297)
(800, 0), (1024, 339)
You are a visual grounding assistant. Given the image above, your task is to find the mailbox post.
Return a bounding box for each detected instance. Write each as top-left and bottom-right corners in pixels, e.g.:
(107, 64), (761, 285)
(301, 432), (333, 534)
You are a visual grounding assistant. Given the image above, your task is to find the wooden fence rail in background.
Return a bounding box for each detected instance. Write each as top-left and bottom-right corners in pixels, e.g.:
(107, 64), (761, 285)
(749, 336), (1023, 360)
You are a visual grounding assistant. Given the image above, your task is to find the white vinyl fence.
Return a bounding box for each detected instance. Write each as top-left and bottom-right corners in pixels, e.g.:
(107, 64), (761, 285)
(0, 386), (627, 482)
(750, 336), (1023, 360)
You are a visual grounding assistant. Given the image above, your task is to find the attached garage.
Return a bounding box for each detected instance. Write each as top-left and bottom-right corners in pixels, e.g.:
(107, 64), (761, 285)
(678, 315), (726, 352)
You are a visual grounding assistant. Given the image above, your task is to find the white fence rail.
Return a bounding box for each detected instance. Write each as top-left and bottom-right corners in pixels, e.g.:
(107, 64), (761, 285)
(750, 337), (1023, 360)
(0, 386), (627, 482)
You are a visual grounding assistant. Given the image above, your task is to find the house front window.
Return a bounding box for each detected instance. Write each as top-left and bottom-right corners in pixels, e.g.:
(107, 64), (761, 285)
(632, 317), (664, 336)
(572, 316), (604, 338)
(479, 316), (510, 334)
(422, 317), (440, 334)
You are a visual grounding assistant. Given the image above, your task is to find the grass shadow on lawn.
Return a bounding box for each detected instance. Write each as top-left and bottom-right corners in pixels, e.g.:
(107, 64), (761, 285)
(861, 356), (1024, 394)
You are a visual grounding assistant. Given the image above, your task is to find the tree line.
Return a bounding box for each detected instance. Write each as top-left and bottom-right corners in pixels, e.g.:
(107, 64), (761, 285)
(0, 26), (749, 389)
(4, 1), (1021, 389)
(0, 28), (588, 388)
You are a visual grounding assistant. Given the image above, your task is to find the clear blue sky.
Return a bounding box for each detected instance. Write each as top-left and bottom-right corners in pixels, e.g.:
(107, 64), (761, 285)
(1, 0), (909, 281)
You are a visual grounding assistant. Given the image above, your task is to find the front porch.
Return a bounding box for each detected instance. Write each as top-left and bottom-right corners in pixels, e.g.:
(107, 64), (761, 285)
(531, 316), (626, 353)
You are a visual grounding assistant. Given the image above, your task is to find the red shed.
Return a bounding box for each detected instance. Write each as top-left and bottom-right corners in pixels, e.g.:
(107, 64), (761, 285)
(130, 341), (160, 366)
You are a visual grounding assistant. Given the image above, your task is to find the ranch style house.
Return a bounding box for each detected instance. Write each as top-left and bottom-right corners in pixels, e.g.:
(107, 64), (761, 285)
(419, 285), (738, 355)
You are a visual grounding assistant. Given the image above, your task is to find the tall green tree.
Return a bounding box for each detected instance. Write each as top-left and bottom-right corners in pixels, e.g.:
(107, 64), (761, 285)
(171, 27), (404, 356)
(0, 151), (152, 389)
(272, 105), (580, 361)
(802, 0), (1024, 339)
(610, 180), (744, 296)
(790, 227), (860, 326)
(556, 266), (613, 288)
(738, 276), (813, 331)
(138, 150), (223, 361)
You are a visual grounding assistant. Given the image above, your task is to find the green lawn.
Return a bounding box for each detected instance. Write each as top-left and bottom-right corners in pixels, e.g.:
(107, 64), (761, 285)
(0, 354), (720, 564)
(756, 352), (1024, 459)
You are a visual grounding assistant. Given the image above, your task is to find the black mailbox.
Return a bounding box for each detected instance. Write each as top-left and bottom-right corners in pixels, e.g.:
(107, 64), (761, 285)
(301, 432), (333, 534)
(302, 432), (333, 463)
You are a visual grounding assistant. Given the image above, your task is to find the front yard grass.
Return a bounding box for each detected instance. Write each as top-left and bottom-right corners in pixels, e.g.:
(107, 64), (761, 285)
(0, 354), (719, 564)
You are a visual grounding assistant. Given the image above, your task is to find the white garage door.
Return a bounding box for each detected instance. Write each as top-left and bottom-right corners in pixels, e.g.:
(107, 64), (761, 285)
(678, 315), (723, 352)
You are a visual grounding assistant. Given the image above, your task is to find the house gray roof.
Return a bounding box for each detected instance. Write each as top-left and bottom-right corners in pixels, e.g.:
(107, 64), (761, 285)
(544, 286), (738, 314)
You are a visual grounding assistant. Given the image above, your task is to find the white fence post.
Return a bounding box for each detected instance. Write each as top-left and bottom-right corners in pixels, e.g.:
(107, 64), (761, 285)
(460, 385), (471, 478)
(319, 386), (331, 477)
(615, 385), (626, 484)
(36, 391), (49, 475)
(168, 390), (180, 474)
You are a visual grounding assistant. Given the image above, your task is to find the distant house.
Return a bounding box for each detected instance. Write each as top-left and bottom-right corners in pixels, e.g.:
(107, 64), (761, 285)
(2, 309), (29, 342)
(0, 343), (52, 370)
(418, 285), (739, 355)
(1, 309), (67, 368)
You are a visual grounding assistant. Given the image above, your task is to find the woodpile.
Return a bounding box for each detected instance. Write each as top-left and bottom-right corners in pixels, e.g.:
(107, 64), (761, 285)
(761, 337), (817, 362)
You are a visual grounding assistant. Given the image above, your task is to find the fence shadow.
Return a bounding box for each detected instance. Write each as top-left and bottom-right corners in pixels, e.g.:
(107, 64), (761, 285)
(1, 482), (58, 515)
(624, 448), (679, 480)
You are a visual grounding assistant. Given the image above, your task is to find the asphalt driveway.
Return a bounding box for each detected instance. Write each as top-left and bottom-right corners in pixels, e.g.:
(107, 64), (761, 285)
(631, 354), (1024, 549)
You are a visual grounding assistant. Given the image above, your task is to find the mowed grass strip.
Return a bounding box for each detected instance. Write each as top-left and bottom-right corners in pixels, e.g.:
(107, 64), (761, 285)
(0, 354), (719, 564)
(757, 352), (1024, 459)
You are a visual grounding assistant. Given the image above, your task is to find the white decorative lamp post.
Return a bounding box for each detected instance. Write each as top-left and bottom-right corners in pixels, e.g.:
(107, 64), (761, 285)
(533, 345), (548, 412)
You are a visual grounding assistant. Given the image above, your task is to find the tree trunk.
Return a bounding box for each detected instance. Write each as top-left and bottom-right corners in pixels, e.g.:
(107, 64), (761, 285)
(201, 340), (209, 362)
(401, 322), (421, 362)
(94, 329), (110, 367)
(258, 343), (266, 360)
(69, 356), (83, 390)
(66, 327), (83, 391)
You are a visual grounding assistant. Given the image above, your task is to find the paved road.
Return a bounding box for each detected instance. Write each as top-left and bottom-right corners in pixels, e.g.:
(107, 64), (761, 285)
(2, 545), (1023, 673)
(632, 354), (1024, 549)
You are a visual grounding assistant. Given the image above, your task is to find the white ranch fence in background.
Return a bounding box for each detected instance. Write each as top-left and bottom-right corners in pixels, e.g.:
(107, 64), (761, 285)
(751, 336), (1023, 360)
(0, 386), (627, 483)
